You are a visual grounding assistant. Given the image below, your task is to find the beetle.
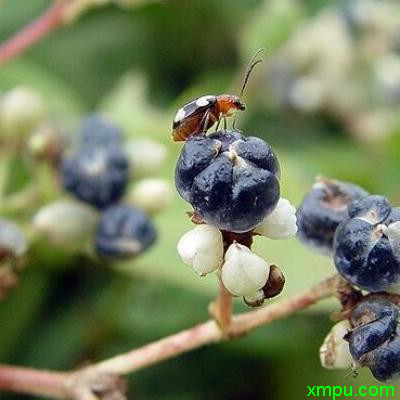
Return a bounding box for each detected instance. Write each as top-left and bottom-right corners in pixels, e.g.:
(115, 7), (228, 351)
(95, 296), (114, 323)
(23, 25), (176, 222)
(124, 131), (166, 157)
(171, 49), (265, 142)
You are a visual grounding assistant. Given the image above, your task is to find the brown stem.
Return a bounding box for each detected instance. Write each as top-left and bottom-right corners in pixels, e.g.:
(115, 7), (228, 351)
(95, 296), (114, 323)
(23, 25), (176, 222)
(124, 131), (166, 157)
(208, 279), (233, 332)
(0, 0), (69, 66)
(0, 274), (339, 399)
(88, 274), (339, 374)
(209, 230), (254, 330)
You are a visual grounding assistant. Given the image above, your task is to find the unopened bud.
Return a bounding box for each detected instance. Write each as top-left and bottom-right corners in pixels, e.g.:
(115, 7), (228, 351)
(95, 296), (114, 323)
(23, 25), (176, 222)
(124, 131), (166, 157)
(128, 178), (172, 215)
(33, 201), (99, 251)
(125, 139), (167, 177)
(244, 290), (265, 308)
(0, 87), (46, 138)
(254, 198), (297, 239)
(244, 265), (285, 307)
(320, 320), (353, 370)
(177, 225), (223, 276)
(221, 243), (270, 297)
(263, 264), (285, 298)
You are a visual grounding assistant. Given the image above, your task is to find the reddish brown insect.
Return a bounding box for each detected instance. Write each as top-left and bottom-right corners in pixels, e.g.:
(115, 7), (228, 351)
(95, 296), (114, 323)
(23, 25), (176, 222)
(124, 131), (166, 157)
(171, 49), (265, 142)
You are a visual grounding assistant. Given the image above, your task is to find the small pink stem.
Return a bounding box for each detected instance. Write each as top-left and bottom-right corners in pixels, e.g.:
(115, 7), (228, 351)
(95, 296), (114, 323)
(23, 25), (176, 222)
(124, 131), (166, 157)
(0, 0), (68, 66)
(0, 365), (68, 399)
(0, 274), (339, 399)
(94, 274), (339, 375)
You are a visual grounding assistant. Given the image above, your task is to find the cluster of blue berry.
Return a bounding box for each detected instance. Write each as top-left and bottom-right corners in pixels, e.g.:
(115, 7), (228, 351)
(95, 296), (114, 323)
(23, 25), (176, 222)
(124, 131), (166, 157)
(58, 115), (158, 259)
(297, 177), (400, 381)
(175, 128), (297, 307)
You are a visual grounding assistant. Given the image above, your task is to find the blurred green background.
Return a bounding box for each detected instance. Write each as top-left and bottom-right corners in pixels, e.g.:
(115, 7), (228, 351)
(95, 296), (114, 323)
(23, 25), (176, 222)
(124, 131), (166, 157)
(1, 0), (400, 398)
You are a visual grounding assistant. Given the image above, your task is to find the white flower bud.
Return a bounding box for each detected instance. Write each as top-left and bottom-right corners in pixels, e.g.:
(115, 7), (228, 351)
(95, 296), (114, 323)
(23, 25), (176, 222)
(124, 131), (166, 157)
(0, 87), (46, 137)
(221, 243), (270, 297)
(177, 225), (223, 276)
(33, 201), (99, 251)
(320, 321), (353, 370)
(128, 178), (172, 215)
(254, 198), (297, 239)
(244, 290), (266, 308)
(125, 139), (167, 177)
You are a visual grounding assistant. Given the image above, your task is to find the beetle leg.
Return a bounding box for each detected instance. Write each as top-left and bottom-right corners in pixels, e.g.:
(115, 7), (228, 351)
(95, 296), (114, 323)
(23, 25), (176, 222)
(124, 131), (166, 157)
(215, 113), (222, 131)
(223, 117), (227, 130)
(200, 110), (211, 134)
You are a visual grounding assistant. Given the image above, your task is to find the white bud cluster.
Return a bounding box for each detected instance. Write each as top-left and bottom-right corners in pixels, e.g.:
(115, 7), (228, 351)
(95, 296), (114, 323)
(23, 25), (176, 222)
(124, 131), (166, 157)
(128, 178), (172, 215)
(320, 320), (353, 370)
(177, 198), (297, 304)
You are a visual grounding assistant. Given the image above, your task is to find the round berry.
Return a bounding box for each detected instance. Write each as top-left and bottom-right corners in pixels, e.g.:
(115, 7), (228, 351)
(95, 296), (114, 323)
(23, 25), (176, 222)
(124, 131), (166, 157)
(348, 195), (391, 223)
(334, 195), (400, 292)
(346, 299), (400, 382)
(348, 299), (398, 360)
(94, 205), (156, 259)
(368, 334), (400, 382)
(78, 115), (123, 148)
(296, 178), (368, 255)
(175, 130), (280, 233)
(62, 145), (129, 209)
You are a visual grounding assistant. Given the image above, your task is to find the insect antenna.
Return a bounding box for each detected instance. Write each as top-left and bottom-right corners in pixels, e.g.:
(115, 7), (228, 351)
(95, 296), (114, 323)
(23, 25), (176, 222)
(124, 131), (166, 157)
(239, 47), (266, 99)
(232, 48), (266, 130)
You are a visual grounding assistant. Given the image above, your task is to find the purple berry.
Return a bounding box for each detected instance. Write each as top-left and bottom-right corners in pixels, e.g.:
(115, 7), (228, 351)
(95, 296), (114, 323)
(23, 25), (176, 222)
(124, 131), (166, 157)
(297, 178), (368, 255)
(95, 205), (156, 259)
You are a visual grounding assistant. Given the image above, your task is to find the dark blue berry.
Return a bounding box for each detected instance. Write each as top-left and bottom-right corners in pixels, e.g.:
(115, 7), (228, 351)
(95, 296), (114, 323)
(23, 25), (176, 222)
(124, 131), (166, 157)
(95, 205), (156, 259)
(348, 300), (398, 360)
(347, 299), (400, 382)
(368, 334), (400, 382)
(350, 299), (399, 326)
(334, 195), (400, 292)
(78, 115), (123, 148)
(296, 178), (368, 255)
(175, 136), (221, 202)
(382, 207), (400, 225)
(175, 130), (280, 233)
(348, 195), (391, 224)
(62, 145), (129, 209)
